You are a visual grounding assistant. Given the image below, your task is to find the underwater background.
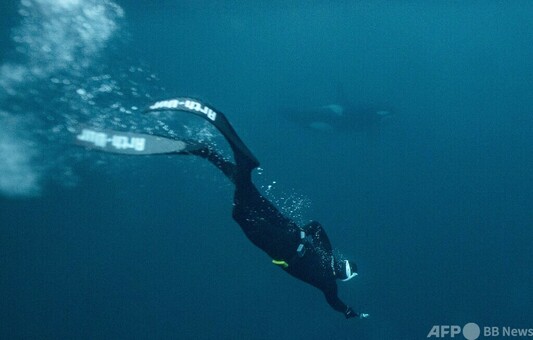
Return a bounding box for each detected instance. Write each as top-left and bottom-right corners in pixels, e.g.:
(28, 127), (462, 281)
(0, 1), (531, 339)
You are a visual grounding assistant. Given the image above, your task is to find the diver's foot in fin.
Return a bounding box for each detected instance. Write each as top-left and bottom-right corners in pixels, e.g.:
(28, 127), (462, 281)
(145, 97), (260, 169)
(337, 260), (358, 282)
(190, 145), (238, 183)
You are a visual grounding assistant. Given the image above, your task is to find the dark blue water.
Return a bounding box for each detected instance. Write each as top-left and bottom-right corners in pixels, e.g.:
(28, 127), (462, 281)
(1, 1), (532, 339)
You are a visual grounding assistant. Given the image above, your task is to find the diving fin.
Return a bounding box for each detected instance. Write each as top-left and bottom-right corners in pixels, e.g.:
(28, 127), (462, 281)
(144, 98), (259, 168)
(75, 128), (203, 155)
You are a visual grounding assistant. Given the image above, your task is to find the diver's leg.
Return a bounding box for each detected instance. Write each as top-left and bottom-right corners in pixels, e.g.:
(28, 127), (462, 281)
(190, 144), (256, 188)
(190, 146), (261, 199)
(176, 102), (260, 218)
(190, 146), (237, 184)
(232, 150), (254, 186)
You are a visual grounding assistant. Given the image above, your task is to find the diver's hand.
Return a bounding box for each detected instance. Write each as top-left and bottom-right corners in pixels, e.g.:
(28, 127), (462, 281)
(345, 307), (356, 319)
(345, 307), (369, 319)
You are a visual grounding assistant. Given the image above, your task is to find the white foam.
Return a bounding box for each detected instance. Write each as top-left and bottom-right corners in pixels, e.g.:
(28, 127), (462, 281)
(0, 64), (29, 96)
(0, 112), (42, 197)
(10, 0), (123, 81)
(0, 0), (123, 197)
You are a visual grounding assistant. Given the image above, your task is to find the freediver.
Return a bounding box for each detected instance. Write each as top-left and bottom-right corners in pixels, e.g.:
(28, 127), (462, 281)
(76, 98), (369, 319)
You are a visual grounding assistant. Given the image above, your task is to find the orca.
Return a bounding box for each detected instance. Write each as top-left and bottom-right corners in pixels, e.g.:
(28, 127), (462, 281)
(281, 83), (392, 133)
(282, 103), (392, 133)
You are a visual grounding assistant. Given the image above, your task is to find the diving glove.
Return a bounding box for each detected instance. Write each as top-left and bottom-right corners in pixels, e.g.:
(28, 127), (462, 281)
(345, 307), (369, 319)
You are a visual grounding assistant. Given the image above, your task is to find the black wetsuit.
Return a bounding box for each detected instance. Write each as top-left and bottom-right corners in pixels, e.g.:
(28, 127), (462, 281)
(76, 97), (363, 318)
(194, 148), (357, 318)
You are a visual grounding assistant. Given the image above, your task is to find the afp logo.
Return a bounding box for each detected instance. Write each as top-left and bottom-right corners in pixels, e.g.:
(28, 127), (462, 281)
(427, 323), (480, 340)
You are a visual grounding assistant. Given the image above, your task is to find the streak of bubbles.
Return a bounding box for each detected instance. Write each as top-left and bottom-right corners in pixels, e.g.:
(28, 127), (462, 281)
(259, 177), (311, 226)
(0, 0), (177, 197)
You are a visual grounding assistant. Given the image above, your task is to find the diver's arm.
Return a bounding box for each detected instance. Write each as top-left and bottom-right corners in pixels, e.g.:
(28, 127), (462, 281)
(324, 288), (348, 313)
(324, 285), (368, 319)
(323, 285), (351, 317)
